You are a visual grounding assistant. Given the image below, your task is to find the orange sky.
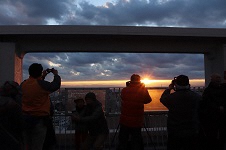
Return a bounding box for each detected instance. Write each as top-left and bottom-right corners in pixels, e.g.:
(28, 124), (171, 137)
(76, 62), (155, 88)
(61, 79), (205, 88)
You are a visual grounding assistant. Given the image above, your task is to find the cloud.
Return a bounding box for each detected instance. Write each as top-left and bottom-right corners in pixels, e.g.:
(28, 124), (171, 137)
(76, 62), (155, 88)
(0, 0), (221, 83)
(0, 0), (73, 25)
(65, 0), (226, 27)
(23, 53), (204, 81)
(1, 0), (225, 27)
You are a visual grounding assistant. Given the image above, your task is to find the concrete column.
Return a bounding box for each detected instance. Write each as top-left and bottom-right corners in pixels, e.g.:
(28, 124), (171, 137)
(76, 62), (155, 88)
(0, 42), (23, 85)
(204, 46), (225, 86)
(224, 45), (226, 82)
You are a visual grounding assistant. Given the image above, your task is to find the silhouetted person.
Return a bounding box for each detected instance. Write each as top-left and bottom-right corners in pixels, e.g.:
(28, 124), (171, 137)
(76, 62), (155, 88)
(73, 92), (109, 150)
(160, 75), (201, 150)
(71, 98), (88, 150)
(0, 81), (23, 150)
(117, 74), (152, 150)
(21, 63), (61, 150)
(43, 98), (57, 150)
(199, 73), (226, 150)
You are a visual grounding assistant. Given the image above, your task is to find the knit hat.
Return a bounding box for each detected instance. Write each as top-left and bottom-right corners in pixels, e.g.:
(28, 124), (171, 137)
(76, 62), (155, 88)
(85, 92), (96, 100)
(175, 75), (189, 86)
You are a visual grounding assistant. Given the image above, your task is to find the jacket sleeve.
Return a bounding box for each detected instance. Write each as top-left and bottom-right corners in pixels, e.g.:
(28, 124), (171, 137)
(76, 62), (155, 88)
(160, 89), (171, 108)
(38, 74), (61, 92)
(79, 106), (104, 123)
(143, 88), (152, 104)
(202, 87), (220, 112)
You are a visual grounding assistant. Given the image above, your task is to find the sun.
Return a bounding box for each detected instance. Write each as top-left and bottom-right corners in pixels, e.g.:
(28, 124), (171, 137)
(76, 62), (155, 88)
(141, 78), (152, 85)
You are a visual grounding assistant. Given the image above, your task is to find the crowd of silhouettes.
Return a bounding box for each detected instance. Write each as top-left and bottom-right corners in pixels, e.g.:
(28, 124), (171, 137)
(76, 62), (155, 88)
(1, 65), (226, 150)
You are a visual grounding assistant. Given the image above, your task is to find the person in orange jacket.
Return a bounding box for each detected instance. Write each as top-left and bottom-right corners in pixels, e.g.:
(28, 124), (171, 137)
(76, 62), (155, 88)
(117, 74), (152, 150)
(21, 63), (61, 150)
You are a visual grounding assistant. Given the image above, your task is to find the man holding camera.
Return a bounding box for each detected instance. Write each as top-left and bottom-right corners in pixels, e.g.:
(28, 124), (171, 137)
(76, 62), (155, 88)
(21, 63), (61, 150)
(160, 75), (201, 150)
(117, 74), (152, 150)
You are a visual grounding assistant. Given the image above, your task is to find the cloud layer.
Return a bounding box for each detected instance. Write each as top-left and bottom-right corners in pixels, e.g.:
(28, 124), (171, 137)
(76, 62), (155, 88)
(0, 0), (226, 27)
(1, 0), (224, 82)
(23, 53), (204, 81)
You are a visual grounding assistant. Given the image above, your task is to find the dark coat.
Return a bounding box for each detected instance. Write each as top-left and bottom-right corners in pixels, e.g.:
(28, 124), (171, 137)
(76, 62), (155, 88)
(79, 100), (109, 136)
(160, 88), (201, 137)
(199, 82), (226, 125)
(72, 106), (88, 132)
(0, 96), (23, 150)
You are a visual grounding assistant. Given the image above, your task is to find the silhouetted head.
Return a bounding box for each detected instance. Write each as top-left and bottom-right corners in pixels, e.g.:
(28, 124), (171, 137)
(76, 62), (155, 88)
(175, 75), (189, 86)
(210, 73), (221, 86)
(29, 63), (43, 78)
(0, 81), (20, 97)
(85, 92), (97, 105)
(74, 98), (85, 108)
(130, 74), (141, 83)
(173, 75), (190, 90)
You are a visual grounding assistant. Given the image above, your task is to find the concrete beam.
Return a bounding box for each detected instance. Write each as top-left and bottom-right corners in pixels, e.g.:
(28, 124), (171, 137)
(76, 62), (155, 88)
(0, 42), (23, 85)
(0, 26), (226, 86)
(224, 45), (226, 82)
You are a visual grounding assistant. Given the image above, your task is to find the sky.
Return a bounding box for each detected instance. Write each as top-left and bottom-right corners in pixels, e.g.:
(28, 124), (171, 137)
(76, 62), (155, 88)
(1, 0), (226, 87)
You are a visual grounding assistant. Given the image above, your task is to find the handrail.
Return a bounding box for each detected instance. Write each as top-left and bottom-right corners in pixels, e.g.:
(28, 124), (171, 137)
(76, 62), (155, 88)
(50, 87), (204, 150)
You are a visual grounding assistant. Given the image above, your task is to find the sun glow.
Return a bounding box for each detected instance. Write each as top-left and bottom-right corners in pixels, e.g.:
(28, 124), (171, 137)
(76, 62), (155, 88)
(141, 78), (152, 85)
(60, 79), (205, 88)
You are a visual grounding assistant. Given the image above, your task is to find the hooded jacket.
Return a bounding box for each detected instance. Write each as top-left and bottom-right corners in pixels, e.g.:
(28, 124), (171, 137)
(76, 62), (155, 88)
(120, 82), (152, 127)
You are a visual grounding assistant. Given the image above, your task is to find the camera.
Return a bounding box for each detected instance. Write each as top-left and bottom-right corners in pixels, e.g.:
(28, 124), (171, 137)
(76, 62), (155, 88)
(46, 68), (54, 73)
(126, 81), (131, 87)
(171, 77), (177, 85)
(126, 81), (145, 87)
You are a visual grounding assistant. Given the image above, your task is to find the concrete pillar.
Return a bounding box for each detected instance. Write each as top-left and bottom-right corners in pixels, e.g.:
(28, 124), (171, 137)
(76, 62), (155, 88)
(224, 45), (226, 82)
(0, 42), (23, 85)
(204, 46), (225, 86)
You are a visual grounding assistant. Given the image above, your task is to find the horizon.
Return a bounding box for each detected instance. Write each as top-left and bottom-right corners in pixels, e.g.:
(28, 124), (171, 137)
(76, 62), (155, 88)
(23, 53), (205, 85)
(60, 79), (205, 88)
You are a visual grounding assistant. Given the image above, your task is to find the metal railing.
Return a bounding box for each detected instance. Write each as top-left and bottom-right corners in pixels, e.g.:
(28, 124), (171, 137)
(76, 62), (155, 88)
(50, 87), (204, 149)
(53, 111), (168, 150)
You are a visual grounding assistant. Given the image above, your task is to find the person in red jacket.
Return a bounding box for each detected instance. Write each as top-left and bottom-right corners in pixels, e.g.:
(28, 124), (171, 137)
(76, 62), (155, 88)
(117, 74), (152, 150)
